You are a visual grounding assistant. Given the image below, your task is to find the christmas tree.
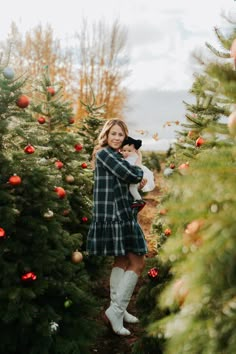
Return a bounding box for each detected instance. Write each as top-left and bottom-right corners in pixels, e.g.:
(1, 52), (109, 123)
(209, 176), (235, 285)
(0, 62), (100, 353)
(134, 19), (236, 354)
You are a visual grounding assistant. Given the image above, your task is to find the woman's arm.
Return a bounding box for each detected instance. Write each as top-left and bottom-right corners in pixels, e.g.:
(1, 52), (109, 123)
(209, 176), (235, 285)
(97, 148), (143, 184)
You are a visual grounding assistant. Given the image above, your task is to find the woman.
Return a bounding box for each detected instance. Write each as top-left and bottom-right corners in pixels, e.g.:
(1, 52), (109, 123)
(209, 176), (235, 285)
(87, 118), (148, 336)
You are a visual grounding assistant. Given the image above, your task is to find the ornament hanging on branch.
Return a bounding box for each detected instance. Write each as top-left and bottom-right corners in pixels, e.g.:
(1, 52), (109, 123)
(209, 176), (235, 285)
(81, 162), (88, 169)
(71, 250), (83, 264)
(21, 271), (37, 282)
(38, 116), (46, 124)
(16, 95), (30, 108)
(44, 210), (54, 219)
(230, 38), (236, 70)
(55, 160), (64, 169)
(195, 136), (205, 147)
(228, 111), (236, 137)
(8, 174), (22, 186)
(81, 216), (88, 223)
(24, 144), (35, 154)
(0, 228), (6, 238)
(65, 175), (74, 183)
(64, 298), (73, 308)
(47, 86), (55, 96)
(74, 143), (83, 152)
(148, 267), (159, 279)
(3, 67), (15, 80)
(54, 186), (66, 199)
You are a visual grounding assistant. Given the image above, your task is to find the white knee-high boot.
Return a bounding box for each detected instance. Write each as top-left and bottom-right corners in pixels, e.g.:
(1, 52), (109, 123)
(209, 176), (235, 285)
(110, 267), (139, 323)
(105, 270), (139, 336)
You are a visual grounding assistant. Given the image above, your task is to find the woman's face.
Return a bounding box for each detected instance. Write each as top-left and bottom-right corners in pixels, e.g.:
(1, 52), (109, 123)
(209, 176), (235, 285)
(107, 124), (126, 150)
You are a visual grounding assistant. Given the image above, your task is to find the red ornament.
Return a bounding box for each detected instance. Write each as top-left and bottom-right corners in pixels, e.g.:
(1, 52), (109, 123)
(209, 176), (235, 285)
(169, 163), (175, 169)
(74, 143), (83, 151)
(38, 116), (46, 124)
(0, 228), (6, 238)
(9, 174), (22, 186)
(230, 39), (236, 59)
(81, 162), (87, 169)
(24, 144), (35, 154)
(47, 87), (55, 96)
(55, 160), (64, 169)
(195, 136), (205, 147)
(21, 271), (37, 281)
(16, 95), (30, 108)
(81, 216), (88, 223)
(69, 118), (75, 124)
(54, 186), (66, 199)
(164, 228), (172, 236)
(148, 267), (159, 279)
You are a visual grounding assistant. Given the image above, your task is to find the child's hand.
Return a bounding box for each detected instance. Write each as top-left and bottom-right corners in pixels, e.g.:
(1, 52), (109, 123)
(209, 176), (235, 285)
(139, 178), (147, 189)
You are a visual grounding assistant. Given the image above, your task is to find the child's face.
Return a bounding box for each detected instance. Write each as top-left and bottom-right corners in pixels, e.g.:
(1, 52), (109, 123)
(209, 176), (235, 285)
(121, 144), (136, 158)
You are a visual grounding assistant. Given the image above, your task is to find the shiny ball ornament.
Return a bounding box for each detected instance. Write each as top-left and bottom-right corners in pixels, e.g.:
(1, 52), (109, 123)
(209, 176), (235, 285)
(21, 271), (37, 282)
(71, 250), (83, 264)
(64, 299), (73, 308)
(169, 163), (175, 169)
(148, 267), (159, 279)
(178, 162), (189, 175)
(65, 175), (74, 183)
(0, 227), (6, 238)
(9, 174), (22, 186)
(38, 116), (46, 124)
(69, 118), (75, 124)
(47, 86), (55, 96)
(228, 111), (236, 137)
(81, 162), (88, 169)
(81, 216), (88, 223)
(195, 136), (205, 147)
(230, 39), (236, 59)
(164, 228), (172, 236)
(3, 67), (15, 80)
(44, 210), (54, 219)
(173, 279), (189, 306)
(55, 160), (64, 169)
(24, 144), (35, 154)
(16, 95), (30, 108)
(54, 186), (66, 199)
(163, 167), (173, 177)
(74, 143), (83, 151)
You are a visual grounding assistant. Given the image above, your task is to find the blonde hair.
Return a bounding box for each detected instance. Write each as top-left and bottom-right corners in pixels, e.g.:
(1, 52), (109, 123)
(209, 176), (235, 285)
(91, 118), (129, 169)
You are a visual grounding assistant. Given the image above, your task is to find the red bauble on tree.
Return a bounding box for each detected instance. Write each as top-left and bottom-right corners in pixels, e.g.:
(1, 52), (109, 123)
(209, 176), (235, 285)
(47, 86), (55, 96)
(148, 267), (159, 279)
(55, 160), (64, 169)
(16, 95), (30, 108)
(195, 136), (205, 147)
(81, 162), (87, 169)
(38, 116), (46, 124)
(54, 186), (66, 199)
(74, 143), (83, 151)
(81, 216), (88, 223)
(0, 228), (6, 238)
(21, 271), (37, 282)
(69, 118), (75, 124)
(24, 144), (35, 154)
(164, 228), (172, 236)
(8, 174), (22, 186)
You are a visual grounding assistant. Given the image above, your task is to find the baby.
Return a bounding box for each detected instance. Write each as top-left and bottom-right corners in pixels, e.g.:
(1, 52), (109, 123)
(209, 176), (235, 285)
(121, 136), (155, 210)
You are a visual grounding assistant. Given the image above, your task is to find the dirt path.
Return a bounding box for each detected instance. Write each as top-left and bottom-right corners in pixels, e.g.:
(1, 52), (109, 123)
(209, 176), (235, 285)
(89, 185), (160, 354)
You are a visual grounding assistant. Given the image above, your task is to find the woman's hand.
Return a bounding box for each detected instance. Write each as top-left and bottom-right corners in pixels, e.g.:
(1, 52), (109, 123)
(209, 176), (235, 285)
(139, 178), (147, 190)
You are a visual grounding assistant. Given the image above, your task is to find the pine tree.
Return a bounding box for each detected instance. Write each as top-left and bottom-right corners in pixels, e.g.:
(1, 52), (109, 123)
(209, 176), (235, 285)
(0, 61), (100, 353)
(136, 18), (236, 354)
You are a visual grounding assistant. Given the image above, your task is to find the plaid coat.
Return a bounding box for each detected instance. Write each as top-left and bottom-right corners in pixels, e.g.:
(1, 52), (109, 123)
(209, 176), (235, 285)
(86, 146), (148, 256)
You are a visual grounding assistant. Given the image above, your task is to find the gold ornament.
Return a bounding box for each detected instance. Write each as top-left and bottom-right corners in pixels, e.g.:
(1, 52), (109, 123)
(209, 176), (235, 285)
(44, 210), (54, 219)
(65, 175), (75, 183)
(71, 250), (83, 264)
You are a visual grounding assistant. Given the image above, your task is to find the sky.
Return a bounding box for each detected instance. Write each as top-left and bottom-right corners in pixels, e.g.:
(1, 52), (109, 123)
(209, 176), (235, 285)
(1, 0), (236, 150)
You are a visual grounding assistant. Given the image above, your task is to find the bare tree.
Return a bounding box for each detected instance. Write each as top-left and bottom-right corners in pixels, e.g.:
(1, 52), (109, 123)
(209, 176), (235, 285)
(74, 19), (130, 120)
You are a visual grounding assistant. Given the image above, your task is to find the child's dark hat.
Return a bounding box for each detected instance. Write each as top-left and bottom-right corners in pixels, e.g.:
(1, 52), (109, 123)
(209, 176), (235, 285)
(122, 136), (142, 150)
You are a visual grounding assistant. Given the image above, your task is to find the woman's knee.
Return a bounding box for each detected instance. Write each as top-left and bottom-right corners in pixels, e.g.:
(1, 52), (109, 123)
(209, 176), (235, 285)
(127, 253), (145, 275)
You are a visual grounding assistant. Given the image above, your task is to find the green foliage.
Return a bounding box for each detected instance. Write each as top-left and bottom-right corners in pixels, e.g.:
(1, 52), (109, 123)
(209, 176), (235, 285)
(142, 151), (162, 172)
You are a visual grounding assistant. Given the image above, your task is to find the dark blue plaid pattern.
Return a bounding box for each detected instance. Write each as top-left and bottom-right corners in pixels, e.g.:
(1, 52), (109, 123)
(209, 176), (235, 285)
(86, 147), (148, 256)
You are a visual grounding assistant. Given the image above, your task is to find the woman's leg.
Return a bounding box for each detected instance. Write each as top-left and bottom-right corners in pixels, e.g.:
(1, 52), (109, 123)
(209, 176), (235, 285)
(105, 253), (146, 335)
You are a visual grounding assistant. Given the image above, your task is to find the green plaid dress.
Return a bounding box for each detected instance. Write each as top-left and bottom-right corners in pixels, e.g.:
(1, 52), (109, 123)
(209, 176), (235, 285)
(86, 146), (148, 256)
